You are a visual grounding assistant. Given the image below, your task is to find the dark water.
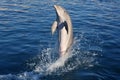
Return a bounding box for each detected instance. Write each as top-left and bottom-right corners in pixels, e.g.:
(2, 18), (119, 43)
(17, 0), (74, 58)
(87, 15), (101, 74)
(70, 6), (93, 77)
(0, 0), (120, 80)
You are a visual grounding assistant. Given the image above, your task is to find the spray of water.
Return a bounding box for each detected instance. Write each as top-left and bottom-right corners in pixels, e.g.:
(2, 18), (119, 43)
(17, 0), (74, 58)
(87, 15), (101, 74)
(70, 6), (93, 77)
(27, 33), (98, 75)
(0, 33), (99, 80)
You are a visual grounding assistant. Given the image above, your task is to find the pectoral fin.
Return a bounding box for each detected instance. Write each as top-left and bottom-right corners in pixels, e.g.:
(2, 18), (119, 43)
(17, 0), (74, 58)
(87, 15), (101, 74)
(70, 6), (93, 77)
(51, 21), (57, 35)
(64, 21), (68, 34)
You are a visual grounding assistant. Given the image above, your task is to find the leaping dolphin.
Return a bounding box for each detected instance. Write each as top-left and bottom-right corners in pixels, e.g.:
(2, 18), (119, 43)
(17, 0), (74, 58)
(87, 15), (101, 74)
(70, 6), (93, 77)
(51, 5), (73, 56)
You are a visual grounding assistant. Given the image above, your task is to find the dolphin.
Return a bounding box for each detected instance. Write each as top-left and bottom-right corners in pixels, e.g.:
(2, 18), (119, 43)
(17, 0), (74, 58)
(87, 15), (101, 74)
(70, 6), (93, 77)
(51, 5), (73, 56)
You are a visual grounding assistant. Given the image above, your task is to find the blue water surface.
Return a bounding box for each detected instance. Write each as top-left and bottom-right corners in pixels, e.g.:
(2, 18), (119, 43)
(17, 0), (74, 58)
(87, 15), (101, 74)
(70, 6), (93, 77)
(0, 0), (120, 80)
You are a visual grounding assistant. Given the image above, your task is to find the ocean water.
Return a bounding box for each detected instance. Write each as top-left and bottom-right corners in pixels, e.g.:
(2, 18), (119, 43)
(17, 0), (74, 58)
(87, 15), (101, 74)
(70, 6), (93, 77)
(0, 0), (120, 80)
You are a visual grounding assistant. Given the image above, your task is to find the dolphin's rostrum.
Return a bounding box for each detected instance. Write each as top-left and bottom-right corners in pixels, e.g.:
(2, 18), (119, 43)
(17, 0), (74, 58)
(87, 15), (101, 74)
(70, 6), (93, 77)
(51, 5), (73, 56)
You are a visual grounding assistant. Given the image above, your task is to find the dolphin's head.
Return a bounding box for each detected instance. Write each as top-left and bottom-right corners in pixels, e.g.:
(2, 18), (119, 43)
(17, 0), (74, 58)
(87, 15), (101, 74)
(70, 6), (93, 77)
(54, 5), (67, 22)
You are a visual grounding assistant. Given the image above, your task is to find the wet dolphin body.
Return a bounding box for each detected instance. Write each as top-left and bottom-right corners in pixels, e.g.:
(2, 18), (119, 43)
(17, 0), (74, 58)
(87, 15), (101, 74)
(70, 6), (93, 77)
(51, 5), (73, 56)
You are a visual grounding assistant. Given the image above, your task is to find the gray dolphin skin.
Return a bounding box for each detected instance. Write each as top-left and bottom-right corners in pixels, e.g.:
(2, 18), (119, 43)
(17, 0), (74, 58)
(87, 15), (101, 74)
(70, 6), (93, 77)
(51, 5), (73, 56)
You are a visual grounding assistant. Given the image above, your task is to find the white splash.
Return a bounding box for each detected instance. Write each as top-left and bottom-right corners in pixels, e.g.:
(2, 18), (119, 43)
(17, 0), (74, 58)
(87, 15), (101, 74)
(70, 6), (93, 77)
(30, 34), (99, 76)
(46, 51), (70, 72)
(0, 33), (100, 79)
